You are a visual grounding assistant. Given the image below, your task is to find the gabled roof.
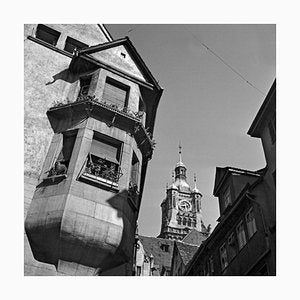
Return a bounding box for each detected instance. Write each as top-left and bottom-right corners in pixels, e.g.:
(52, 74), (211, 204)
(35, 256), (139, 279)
(248, 79), (276, 138)
(75, 37), (162, 91)
(138, 236), (174, 274)
(69, 36), (163, 136)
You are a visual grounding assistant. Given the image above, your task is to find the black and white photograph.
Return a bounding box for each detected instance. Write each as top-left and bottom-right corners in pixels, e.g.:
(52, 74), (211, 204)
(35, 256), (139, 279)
(4, 1), (300, 298)
(23, 23), (275, 276)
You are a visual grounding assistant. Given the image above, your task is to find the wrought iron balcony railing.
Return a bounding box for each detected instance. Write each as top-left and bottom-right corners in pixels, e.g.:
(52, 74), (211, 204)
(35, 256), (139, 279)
(83, 155), (123, 185)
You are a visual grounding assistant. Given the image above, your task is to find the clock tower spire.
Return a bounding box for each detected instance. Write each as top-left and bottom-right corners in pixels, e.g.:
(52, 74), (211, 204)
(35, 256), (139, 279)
(158, 145), (204, 240)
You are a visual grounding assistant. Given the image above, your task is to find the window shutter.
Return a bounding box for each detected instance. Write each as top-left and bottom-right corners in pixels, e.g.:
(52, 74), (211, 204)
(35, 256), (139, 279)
(103, 80), (128, 109)
(90, 139), (119, 163)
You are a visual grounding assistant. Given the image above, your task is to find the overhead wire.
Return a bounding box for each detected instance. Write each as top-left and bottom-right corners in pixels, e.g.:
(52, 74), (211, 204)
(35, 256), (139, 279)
(127, 24), (141, 34)
(123, 24), (266, 96)
(182, 25), (266, 96)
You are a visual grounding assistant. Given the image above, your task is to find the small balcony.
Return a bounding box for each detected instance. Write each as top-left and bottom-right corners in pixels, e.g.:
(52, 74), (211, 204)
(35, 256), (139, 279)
(80, 155), (123, 189)
(47, 95), (155, 160)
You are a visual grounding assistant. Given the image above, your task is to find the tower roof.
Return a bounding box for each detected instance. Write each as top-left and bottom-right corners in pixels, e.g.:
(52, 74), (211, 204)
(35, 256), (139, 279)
(192, 174), (202, 194)
(175, 142), (186, 168)
(167, 182), (178, 190)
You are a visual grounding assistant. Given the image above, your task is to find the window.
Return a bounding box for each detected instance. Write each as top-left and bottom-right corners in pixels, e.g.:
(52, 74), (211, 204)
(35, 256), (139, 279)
(183, 218), (187, 226)
(236, 221), (247, 250)
(178, 218), (182, 225)
(188, 219), (191, 227)
(227, 232), (237, 260)
(64, 36), (88, 53)
(130, 152), (139, 187)
(78, 76), (92, 98)
(160, 244), (169, 252)
(246, 208), (257, 238)
(48, 130), (77, 177)
(196, 200), (200, 212)
(83, 133), (123, 186)
(36, 24), (60, 46)
(102, 77), (129, 110)
(219, 243), (228, 270)
(137, 97), (146, 124)
(223, 186), (231, 208)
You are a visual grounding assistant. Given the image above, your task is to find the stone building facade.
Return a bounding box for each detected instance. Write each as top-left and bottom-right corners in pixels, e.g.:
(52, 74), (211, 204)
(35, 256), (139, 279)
(184, 80), (276, 276)
(24, 24), (163, 276)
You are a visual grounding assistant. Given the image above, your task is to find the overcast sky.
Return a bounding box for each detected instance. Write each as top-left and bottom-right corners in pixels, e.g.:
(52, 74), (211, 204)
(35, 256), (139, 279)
(106, 24), (275, 237)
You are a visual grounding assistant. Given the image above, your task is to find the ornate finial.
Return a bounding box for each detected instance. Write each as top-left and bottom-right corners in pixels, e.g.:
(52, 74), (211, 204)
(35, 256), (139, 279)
(172, 170), (175, 182)
(194, 173), (197, 188)
(179, 141), (182, 163)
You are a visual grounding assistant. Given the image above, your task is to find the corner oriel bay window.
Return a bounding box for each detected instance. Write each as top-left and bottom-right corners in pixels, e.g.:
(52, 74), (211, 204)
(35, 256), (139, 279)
(102, 77), (129, 110)
(81, 133), (123, 187)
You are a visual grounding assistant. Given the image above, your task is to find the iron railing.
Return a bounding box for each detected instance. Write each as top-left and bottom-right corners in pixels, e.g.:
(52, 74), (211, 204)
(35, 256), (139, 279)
(84, 156), (123, 184)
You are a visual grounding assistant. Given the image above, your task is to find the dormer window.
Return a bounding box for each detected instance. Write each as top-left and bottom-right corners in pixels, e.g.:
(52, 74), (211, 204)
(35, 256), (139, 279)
(35, 24), (60, 46)
(64, 36), (88, 53)
(223, 186), (231, 208)
(160, 244), (169, 252)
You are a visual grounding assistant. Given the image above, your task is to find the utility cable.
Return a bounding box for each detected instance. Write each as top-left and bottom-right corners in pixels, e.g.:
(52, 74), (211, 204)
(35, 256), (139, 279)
(127, 24), (141, 34)
(183, 25), (266, 96)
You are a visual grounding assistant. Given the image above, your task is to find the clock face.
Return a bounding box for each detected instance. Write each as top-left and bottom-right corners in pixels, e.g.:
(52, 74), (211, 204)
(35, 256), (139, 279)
(178, 199), (192, 212)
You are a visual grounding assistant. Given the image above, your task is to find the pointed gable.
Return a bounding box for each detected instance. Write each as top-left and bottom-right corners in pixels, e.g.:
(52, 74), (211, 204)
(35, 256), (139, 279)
(90, 45), (146, 81)
(74, 37), (161, 89)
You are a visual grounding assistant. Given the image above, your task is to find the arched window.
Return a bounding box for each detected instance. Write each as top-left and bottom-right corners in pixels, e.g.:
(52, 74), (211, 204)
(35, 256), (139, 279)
(188, 220), (191, 227)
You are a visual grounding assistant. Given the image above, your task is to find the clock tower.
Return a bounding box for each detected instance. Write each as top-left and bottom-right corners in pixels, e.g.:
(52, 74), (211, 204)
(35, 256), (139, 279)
(158, 145), (204, 240)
